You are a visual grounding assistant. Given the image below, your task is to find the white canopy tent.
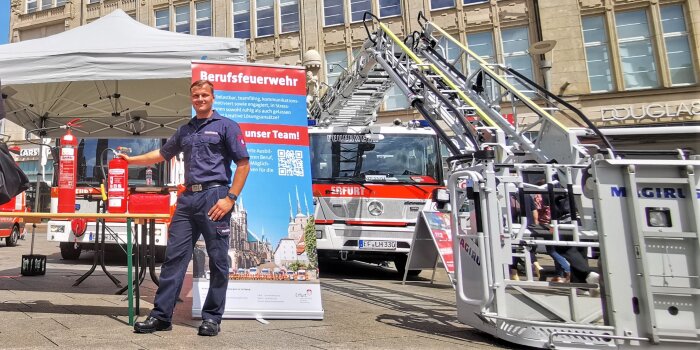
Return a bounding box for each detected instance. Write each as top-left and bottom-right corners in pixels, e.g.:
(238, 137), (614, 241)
(0, 10), (246, 138)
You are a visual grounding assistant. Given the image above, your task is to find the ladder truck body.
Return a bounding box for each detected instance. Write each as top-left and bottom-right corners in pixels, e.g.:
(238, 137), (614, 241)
(311, 12), (699, 349)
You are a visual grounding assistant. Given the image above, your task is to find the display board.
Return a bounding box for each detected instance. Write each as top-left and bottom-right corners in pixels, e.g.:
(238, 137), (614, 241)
(404, 211), (455, 285)
(191, 61), (322, 320)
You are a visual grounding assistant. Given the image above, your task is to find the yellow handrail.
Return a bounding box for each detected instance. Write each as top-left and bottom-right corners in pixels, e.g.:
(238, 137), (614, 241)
(379, 23), (498, 128)
(428, 22), (569, 131)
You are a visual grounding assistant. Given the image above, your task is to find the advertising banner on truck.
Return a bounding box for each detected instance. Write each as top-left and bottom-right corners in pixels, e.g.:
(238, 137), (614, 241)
(191, 62), (322, 320)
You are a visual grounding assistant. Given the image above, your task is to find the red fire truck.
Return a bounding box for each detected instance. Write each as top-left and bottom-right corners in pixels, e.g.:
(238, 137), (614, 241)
(309, 120), (445, 275)
(47, 138), (177, 260)
(0, 192), (27, 247)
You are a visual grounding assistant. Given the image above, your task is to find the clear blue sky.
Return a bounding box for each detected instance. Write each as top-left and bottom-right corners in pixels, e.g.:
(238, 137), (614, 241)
(0, 1), (8, 44)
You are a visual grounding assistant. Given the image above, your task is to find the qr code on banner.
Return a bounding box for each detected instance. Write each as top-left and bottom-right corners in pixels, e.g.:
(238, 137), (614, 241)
(277, 150), (304, 177)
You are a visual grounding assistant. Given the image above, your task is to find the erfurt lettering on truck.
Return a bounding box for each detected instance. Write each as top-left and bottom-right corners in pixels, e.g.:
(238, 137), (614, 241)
(329, 186), (366, 196)
(459, 238), (481, 266)
(609, 186), (700, 199)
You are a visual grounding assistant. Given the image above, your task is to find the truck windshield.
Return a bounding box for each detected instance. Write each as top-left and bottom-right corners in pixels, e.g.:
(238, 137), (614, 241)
(76, 138), (164, 186)
(309, 133), (440, 184)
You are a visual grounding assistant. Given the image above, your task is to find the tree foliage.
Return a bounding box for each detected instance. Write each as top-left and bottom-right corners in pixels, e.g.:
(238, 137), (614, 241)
(304, 217), (318, 268)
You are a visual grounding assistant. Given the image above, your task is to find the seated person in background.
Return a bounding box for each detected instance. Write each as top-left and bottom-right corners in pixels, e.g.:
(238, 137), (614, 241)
(509, 190), (543, 280)
(541, 181), (600, 294)
(532, 180), (571, 283)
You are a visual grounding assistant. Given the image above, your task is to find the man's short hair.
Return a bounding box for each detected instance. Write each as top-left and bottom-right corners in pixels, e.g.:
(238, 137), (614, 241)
(190, 80), (215, 94)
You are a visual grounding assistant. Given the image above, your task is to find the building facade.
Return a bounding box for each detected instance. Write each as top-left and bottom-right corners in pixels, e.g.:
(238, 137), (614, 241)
(6, 0), (700, 153)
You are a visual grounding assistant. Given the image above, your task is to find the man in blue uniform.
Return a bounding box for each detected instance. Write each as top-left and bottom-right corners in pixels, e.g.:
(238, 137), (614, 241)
(124, 80), (250, 336)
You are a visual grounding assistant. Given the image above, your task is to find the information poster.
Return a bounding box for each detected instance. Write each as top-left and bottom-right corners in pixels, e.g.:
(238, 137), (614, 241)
(404, 211), (455, 285)
(191, 62), (322, 320)
(424, 211), (454, 274)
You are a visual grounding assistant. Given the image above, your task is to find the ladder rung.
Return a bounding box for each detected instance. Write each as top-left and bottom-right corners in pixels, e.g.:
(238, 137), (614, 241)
(650, 286), (700, 295)
(644, 232), (697, 239)
(635, 178), (688, 185)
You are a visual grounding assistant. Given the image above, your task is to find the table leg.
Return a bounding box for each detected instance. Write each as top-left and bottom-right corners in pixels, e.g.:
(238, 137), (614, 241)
(149, 219), (159, 286)
(127, 218), (134, 326)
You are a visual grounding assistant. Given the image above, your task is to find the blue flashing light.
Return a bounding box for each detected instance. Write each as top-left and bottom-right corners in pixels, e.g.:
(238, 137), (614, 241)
(413, 120), (431, 128)
(307, 119), (317, 126)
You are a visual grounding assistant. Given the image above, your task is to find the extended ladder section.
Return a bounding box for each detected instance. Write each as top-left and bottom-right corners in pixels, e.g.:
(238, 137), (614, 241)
(312, 13), (613, 171)
(416, 17), (614, 166)
(309, 40), (393, 127)
(311, 14), (495, 156)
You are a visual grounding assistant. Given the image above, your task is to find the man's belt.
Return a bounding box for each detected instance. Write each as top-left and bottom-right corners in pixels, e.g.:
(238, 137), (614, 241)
(186, 182), (227, 192)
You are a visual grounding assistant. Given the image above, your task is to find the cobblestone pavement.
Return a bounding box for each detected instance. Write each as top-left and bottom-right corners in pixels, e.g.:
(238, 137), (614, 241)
(0, 228), (515, 349)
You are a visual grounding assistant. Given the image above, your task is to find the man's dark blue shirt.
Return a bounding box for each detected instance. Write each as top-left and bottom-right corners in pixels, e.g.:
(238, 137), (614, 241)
(160, 110), (249, 186)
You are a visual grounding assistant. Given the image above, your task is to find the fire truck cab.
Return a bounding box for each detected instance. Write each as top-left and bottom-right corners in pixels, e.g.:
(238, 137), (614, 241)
(0, 193), (27, 247)
(47, 137), (176, 260)
(309, 121), (444, 275)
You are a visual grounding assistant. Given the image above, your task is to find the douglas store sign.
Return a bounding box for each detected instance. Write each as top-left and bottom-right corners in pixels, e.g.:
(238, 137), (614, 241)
(600, 100), (700, 122)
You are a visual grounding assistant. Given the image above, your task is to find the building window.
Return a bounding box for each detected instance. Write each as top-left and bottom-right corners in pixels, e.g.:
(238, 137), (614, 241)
(257, 0), (274, 37)
(582, 16), (614, 92)
(280, 0), (300, 34)
(233, 0), (251, 39)
(385, 85), (409, 111)
(195, 1), (212, 36)
(436, 36), (463, 72)
(378, 0), (401, 18)
(350, 0), (371, 22)
(27, 0), (37, 13)
(155, 8), (170, 31)
(325, 50), (349, 87)
(18, 161), (53, 184)
(27, 0), (66, 11)
(660, 4), (695, 86)
(463, 0), (487, 4)
(175, 4), (191, 34)
(466, 31), (495, 93)
(466, 31), (494, 74)
(431, 0), (455, 11)
(615, 10), (658, 90)
(324, 0), (345, 26)
(501, 27), (534, 93)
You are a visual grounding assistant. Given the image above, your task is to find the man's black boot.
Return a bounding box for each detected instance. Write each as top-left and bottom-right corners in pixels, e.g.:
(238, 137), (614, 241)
(198, 319), (220, 336)
(134, 316), (172, 333)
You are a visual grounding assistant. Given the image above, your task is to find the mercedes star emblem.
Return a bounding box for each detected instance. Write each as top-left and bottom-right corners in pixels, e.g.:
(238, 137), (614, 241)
(367, 200), (384, 216)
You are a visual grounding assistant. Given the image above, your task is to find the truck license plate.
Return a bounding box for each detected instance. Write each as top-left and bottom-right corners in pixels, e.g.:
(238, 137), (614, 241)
(359, 240), (397, 250)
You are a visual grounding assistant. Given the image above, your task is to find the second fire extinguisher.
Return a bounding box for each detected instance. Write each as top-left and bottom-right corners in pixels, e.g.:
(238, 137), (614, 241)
(107, 147), (130, 213)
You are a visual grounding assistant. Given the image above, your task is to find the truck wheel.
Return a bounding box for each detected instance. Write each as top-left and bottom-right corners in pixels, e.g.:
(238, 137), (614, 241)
(5, 226), (20, 247)
(394, 255), (421, 277)
(60, 242), (82, 260)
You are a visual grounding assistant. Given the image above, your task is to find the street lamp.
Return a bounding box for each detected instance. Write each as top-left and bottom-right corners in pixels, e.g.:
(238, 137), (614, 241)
(528, 40), (557, 92)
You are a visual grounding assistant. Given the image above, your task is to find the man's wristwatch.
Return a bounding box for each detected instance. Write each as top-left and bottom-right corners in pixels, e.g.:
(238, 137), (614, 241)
(226, 193), (238, 202)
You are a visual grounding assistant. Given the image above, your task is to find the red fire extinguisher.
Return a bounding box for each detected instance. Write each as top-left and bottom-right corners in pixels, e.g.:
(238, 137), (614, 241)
(107, 147), (130, 214)
(57, 119), (80, 213)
